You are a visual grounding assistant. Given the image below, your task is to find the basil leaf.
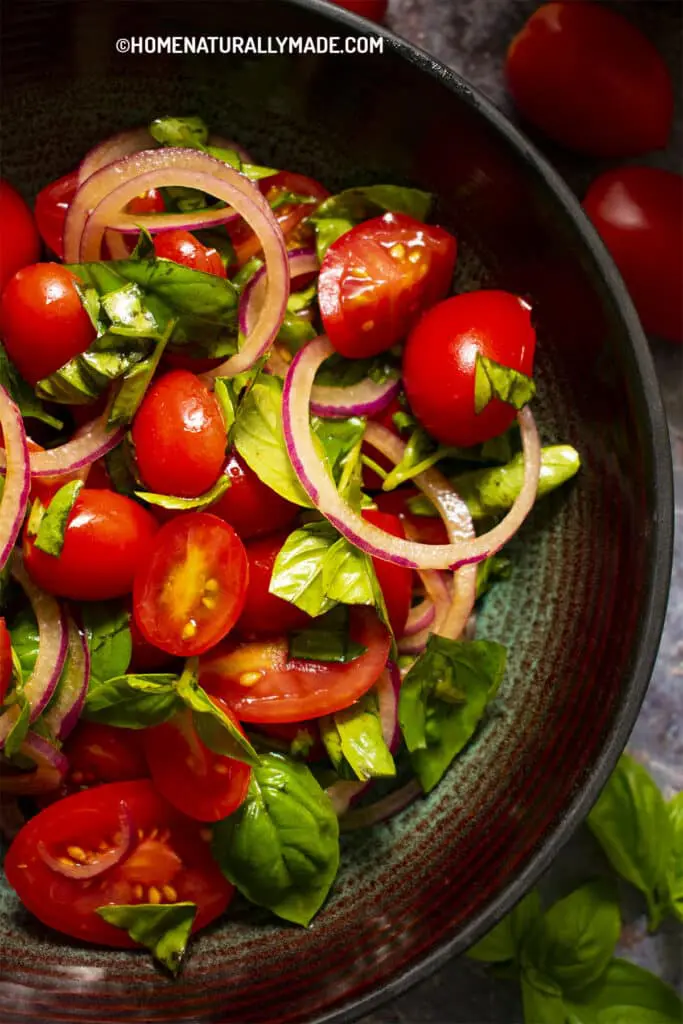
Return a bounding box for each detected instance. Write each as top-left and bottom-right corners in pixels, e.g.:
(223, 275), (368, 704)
(565, 960), (683, 1024)
(176, 660), (260, 767)
(312, 415), (366, 487)
(587, 754), (673, 930)
(476, 555), (512, 600)
(4, 691), (30, 759)
(135, 473), (230, 512)
(96, 902), (197, 976)
(33, 480), (83, 557)
(277, 311), (317, 352)
(0, 344), (63, 430)
(289, 608), (367, 664)
(37, 328), (155, 406)
(474, 354), (536, 415)
(81, 601), (132, 685)
(520, 969), (567, 1024)
(270, 190), (318, 212)
(150, 115), (209, 148)
(382, 426), (460, 492)
(84, 673), (181, 728)
(105, 435), (142, 498)
(467, 889), (541, 963)
(314, 352), (398, 390)
(8, 608), (40, 680)
(212, 752), (339, 926)
(399, 636), (507, 793)
(320, 686), (395, 782)
(666, 794), (683, 921)
(308, 185), (433, 260)
(107, 321), (173, 427)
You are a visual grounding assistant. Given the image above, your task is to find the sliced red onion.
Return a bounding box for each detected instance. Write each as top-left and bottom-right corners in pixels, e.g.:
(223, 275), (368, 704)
(64, 149), (289, 377)
(78, 128), (155, 185)
(283, 336), (541, 570)
(310, 374), (400, 419)
(0, 387), (30, 571)
(38, 801), (133, 879)
(0, 732), (68, 796)
(104, 228), (134, 259)
(0, 558), (69, 748)
(339, 779), (423, 831)
(103, 207), (239, 235)
(241, 247), (317, 337)
(0, 412), (124, 480)
(42, 616), (90, 741)
(404, 598), (436, 637)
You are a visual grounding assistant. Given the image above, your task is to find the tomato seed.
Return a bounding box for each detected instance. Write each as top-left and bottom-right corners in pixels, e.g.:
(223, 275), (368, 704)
(148, 886), (162, 905)
(239, 671), (262, 687)
(199, 828), (212, 842)
(408, 250), (421, 264)
(162, 885), (177, 902)
(66, 846), (88, 863)
(361, 320), (375, 332)
(182, 621), (197, 640)
(390, 243), (406, 260)
(201, 596), (217, 610)
(133, 884), (144, 900)
(204, 578), (219, 593)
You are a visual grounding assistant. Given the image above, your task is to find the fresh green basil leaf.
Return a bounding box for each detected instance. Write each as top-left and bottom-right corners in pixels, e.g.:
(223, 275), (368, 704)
(84, 673), (180, 728)
(4, 691), (30, 759)
(288, 608), (367, 663)
(474, 354), (536, 415)
(8, 608), (40, 681)
(467, 889), (542, 963)
(96, 902), (197, 976)
(211, 752), (339, 926)
(0, 344), (63, 430)
(399, 636), (506, 793)
(37, 329), (155, 406)
(476, 555), (512, 600)
(277, 311), (318, 352)
(33, 480), (83, 557)
(320, 686), (395, 782)
(287, 283), (318, 316)
(241, 163), (280, 182)
(176, 658), (260, 767)
(135, 473), (230, 512)
(382, 426), (459, 492)
(666, 793), (683, 921)
(565, 959), (683, 1024)
(308, 185), (433, 260)
(105, 436), (142, 498)
(314, 352), (399, 390)
(107, 321), (174, 427)
(213, 378), (236, 434)
(587, 754), (673, 931)
(150, 115), (209, 148)
(521, 969), (567, 1024)
(269, 190), (317, 213)
(81, 601), (132, 685)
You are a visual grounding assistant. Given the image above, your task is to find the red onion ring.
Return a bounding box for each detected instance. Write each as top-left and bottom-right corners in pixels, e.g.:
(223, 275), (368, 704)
(103, 207), (240, 236)
(0, 387), (30, 571)
(339, 779), (423, 831)
(38, 801), (133, 879)
(42, 616), (91, 741)
(283, 336), (541, 570)
(403, 598), (436, 638)
(78, 128), (155, 186)
(241, 247), (317, 337)
(310, 374), (401, 420)
(0, 732), (68, 796)
(0, 413), (124, 480)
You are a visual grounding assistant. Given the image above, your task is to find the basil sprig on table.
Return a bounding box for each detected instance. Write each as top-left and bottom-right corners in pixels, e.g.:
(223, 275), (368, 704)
(96, 903), (197, 976)
(308, 184), (434, 260)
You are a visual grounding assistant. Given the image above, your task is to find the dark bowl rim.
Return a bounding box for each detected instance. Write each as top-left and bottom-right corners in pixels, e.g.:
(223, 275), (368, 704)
(280, 1), (674, 1022)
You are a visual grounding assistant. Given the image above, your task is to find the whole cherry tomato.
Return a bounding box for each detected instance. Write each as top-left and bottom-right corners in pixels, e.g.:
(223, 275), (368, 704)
(154, 229), (226, 277)
(0, 180), (40, 294)
(235, 531), (313, 638)
(210, 451), (299, 540)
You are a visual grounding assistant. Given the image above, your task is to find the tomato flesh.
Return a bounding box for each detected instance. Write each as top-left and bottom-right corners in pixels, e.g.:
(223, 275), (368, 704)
(63, 722), (149, 787)
(362, 510), (412, 637)
(319, 212), (457, 359)
(133, 512), (248, 657)
(0, 180), (41, 294)
(4, 780), (233, 946)
(200, 607), (390, 722)
(235, 531), (313, 639)
(210, 451), (299, 540)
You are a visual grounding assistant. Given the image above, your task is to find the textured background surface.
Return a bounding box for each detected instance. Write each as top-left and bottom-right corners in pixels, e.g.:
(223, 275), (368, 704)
(363, 1), (683, 1021)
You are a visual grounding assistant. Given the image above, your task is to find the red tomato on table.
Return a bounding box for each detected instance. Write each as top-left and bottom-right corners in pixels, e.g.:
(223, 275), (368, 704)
(210, 451), (299, 540)
(362, 510), (412, 638)
(506, 2), (674, 157)
(319, 212), (457, 358)
(583, 167), (683, 345)
(402, 290), (536, 448)
(0, 180), (40, 294)
(4, 780), (233, 946)
(235, 531), (313, 639)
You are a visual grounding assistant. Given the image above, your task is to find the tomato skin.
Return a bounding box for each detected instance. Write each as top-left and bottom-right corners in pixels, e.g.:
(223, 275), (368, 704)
(154, 229), (226, 278)
(34, 169), (79, 259)
(0, 180), (41, 295)
(236, 531), (313, 639)
(211, 452), (299, 541)
(403, 290), (536, 448)
(133, 512), (249, 657)
(329, 0), (387, 21)
(144, 705), (251, 822)
(0, 263), (96, 385)
(583, 167), (683, 345)
(362, 510), (412, 637)
(131, 370), (227, 498)
(0, 619), (12, 706)
(230, 171), (329, 267)
(375, 487), (449, 546)
(319, 212), (457, 359)
(127, 188), (165, 215)
(23, 489), (158, 601)
(4, 780), (233, 946)
(506, 2), (673, 157)
(63, 722), (149, 787)
(200, 607), (391, 723)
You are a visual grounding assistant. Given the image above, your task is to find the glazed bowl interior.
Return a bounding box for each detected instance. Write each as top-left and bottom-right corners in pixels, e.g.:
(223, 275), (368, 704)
(0, 1), (673, 1022)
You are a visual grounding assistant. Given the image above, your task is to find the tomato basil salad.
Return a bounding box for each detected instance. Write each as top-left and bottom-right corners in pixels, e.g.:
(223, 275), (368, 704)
(0, 116), (580, 974)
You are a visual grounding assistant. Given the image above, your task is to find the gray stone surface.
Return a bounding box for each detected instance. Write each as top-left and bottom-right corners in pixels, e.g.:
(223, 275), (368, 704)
(361, 1), (683, 1021)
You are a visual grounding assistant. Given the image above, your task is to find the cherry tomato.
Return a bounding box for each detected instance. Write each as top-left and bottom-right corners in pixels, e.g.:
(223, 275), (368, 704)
(4, 780), (233, 946)
(583, 167), (683, 345)
(200, 607), (391, 723)
(0, 263), (96, 385)
(362, 510), (412, 637)
(0, 618), (12, 706)
(153, 229), (226, 277)
(210, 451), (299, 540)
(0, 180), (40, 295)
(133, 512), (248, 657)
(24, 489), (158, 601)
(131, 370), (227, 498)
(375, 487), (449, 546)
(319, 212), (457, 358)
(235, 531), (313, 639)
(63, 722), (149, 787)
(403, 290), (536, 448)
(70, 392), (108, 428)
(85, 458), (112, 490)
(127, 188), (165, 215)
(506, 2), (674, 157)
(329, 0), (388, 21)
(34, 169), (79, 259)
(230, 171), (330, 267)
(144, 703), (251, 822)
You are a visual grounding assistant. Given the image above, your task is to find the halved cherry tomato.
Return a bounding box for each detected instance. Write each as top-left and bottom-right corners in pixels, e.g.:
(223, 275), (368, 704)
(144, 703), (251, 822)
(154, 229), (226, 277)
(200, 607), (390, 723)
(133, 512), (248, 657)
(329, 0), (388, 21)
(34, 169), (79, 258)
(127, 188), (165, 215)
(0, 618), (12, 706)
(319, 212), (457, 358)
(230, 171), (330, 267)
(235, 531), (313, 638)
(4, 780), (233, 946)
(210, 451), (299, 540)
(131, 370), (227, 498)
(362, 510), (412, 637)
(583, 167), (683, 345)
(0, 180), (40, 294)
(0, 263), (96, 385)
(24, 489), (158, 601)
(403, 290), (536, 448)
(506, 2), (674, 157)
(63, 722), (149, 788)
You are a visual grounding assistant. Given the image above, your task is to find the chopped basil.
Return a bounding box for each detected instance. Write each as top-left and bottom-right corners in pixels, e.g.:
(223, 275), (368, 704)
(84, 672), (181, 728)
(0, 345), (63, 430)
(320, 686), (395, 782)
(3, 691), (30, 759)
(176, 659), (260, 767)
(32, 480), (83, 557)
(107, 321), (174, 428)
(81, 601), (133, 686)
(288, 608), (367, 663)
(308, 185), (433, 260)
(96, 902), (197, 976)
(474, 354), (536, 415)
(135, 473), (230, 512)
